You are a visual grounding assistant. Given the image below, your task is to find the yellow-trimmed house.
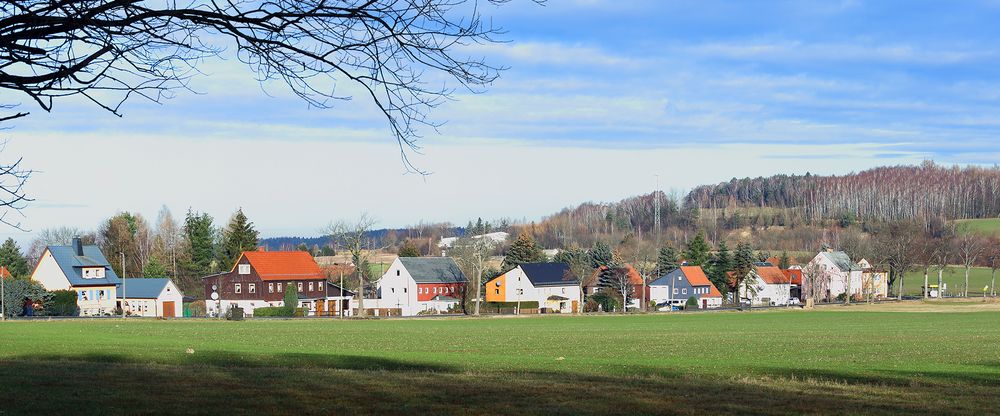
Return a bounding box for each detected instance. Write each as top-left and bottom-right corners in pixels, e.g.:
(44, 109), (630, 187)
(485, 262), (580, 313)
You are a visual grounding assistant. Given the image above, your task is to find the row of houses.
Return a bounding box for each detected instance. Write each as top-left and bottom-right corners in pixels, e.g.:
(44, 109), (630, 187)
(23, 237), (891, 318)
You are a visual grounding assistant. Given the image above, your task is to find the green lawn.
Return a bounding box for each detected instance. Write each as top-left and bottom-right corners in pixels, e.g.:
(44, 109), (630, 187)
(2, 306), (1000, 415)
(955, 218), (1000, 237)
(902, 266), (998, 296)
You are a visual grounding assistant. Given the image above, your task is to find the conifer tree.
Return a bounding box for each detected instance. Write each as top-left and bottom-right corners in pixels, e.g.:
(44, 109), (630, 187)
(779, 251), (791, 269)
(398, 240), (421, 257)
(220, 208), (259, 268)
(589, 241), (613, 269)
(184, 210), (216, 276)
(684, 232), (712, 266)
(732, 242), (757, 303)
(502, 233), (545, 271)
(709, 241), (733, 297)
(655, 245), (680, 276)
(0, 238), (29, 277)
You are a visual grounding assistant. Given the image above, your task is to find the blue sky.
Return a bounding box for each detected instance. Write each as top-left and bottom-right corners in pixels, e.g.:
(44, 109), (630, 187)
(5, 0), (1000, 242)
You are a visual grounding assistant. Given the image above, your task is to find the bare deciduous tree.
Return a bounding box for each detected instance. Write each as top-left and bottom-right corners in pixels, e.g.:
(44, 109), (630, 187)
(954, 235), (987, 297)
(451, 231), (496, 315)
(324, 213), (377, 316)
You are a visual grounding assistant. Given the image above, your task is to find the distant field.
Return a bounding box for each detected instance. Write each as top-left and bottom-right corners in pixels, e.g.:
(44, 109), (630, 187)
(955, 218), (1000, 237)
(902, 266), (998, 296)
(3, 303), (1000, 415)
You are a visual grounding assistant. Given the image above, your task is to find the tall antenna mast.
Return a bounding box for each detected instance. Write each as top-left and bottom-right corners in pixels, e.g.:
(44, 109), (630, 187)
(654, 174), (661, 249)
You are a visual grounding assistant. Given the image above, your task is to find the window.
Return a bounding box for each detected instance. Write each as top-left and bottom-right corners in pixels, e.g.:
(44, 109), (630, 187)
(434, 287), (438, 294)
(278, 283), (283, 292)
(682, 288), (687, 295)
(298, 282), (303, 292)
(268, 283), (274, 293)
(403, 288), (407, 293)
(235, 283), (242, 294)
(673, 288), (678, 294)
(238, 264), (251, 275)
(391, 287), (395, 293)
(561, 288), (566, 294)
(249, 283), (256, 294)
(450, 287), (455, 293)
(308, 282), (314, 292)
(396, 270), (400, 276)
(495, 289), (500, 295)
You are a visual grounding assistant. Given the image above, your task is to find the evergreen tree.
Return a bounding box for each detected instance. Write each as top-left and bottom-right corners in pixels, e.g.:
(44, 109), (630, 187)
(708, 241), (733, 298)
(502, 233), (545, 271)
(0, 238), (30, 277)
(732, 242), (756, 302)
(684, 232), (712, 266)
(219, 208), (259, 268)
(183, 210), (216, 276)
(654, 245), (680, 276)
(283, 282), (299, 312)
(778, 251), (791, 269)
(296, 243), (309, 252)
(589, 241), (613, 269)
(398, 240), (421, 257)
(143, 257), (168, 278)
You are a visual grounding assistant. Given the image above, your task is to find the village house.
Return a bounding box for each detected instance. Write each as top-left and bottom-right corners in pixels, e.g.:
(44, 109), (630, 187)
(203, 250), (328, 317)
(582, 264), (647, 310)
(117, 278), (184, 317)
(322, 282), (355, 317)
(783, 268), (804, 300)
(804, 249), (864, 301)
(738, 265), (793, 306)
(857, 258), (889, 300)
(376, 257), (468, 316)
(30, 238), (120, 316)
(485, 262), (580, 313)
(649, 266), (723, 310)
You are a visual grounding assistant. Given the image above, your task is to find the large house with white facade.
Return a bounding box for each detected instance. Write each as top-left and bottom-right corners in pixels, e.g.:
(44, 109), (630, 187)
(804, 250), (864, 301)
(485, 262), (580, 313)
(376, 257), (468, 316)
(737, 265), (792, 306)
(30, 238), (120, 316)
(649, 266), (723, 310)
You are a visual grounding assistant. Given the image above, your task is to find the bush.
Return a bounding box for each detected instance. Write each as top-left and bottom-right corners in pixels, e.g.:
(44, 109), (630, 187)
(252, 306), (293, 317)
(44, 290), (79, 316)
(836, 293), (848, 302)
(685, 296), (699, 310)
(588, 292), (620, 312)
(225, 306), (244, 321)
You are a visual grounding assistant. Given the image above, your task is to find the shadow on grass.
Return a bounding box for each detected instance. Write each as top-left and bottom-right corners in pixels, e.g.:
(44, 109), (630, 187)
(1, 353), (998, 415)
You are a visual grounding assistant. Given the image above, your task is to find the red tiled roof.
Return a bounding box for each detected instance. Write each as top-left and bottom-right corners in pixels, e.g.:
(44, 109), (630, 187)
(782, 269), (803, 285)
(682, 266), (723, 298)
(755, 266), (789, 284)
(239, 251), (325, 281)
(766, 256), (781, 266)
(587, 264), (643, 286)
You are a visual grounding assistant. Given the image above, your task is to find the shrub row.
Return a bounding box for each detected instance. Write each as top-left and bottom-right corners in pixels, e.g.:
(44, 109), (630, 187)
(252, 307), (309, 317)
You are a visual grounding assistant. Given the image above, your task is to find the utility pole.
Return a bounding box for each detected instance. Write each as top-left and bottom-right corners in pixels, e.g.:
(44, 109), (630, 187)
(120, 252), (126, 318)
(1, 269), (5, 321)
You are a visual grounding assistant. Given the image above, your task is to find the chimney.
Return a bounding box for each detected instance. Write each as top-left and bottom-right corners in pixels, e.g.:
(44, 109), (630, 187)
(257, 246), (266, 252)
(72, 237), (84, 256)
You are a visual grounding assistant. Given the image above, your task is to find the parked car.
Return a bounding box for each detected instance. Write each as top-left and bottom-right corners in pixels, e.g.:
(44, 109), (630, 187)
(787, 297), (801, 305)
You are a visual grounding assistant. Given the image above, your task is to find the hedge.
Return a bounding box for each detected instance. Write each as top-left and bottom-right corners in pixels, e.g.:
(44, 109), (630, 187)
(252, 307), (309, 317)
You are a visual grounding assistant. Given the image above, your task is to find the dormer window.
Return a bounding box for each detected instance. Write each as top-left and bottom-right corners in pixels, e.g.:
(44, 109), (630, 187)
(81, 267), (105, 279)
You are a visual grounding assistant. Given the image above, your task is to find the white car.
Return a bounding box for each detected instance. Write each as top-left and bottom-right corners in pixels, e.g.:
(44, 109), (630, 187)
(787, 297), (801, 305)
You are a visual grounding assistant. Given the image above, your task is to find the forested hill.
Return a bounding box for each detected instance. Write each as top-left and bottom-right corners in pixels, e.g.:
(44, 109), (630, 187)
(685, 162), (1000, 223)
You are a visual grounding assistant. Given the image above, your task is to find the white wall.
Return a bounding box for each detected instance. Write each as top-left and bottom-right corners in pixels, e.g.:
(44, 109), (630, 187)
(377, 258), (418, 315)
(31, 250), (70, 291)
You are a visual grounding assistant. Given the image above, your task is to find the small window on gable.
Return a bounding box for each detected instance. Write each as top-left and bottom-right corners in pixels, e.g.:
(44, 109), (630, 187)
(238, 264), (251, 275)
(396, 270), (400, 276)
(391, 287), (395, 293)
(495, 289), (500, 295)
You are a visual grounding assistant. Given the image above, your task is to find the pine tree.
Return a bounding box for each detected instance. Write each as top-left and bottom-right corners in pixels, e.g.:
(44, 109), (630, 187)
(0, 238), (29, 277)
(184, 210), (216, 276)
(709, 241), (733, 297)
(779, 251), (791, 269)
(398, 240), (421, 257)
(655, 245), (679, 276)
(684, 232), (712, 266)
(589, 241), (613, 269)
(220, 208), (259, 268)
(283, 282), (299, 313)
(732, 242), (756, 303)
(502, 233), (545, 271)
(143, 257), (168, 278)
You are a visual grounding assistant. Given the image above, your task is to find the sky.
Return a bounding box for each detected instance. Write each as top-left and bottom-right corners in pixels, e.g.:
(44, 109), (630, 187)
(5, 0), (1000, 244)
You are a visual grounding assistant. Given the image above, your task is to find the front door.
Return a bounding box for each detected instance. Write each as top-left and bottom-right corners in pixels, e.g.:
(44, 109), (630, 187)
(702, 299), (707, 309)
(162, 301), (175, 318)
(316, 300), (325, 316)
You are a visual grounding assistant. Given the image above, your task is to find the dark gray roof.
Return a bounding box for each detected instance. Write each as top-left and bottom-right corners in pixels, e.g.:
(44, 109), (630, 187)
(821, 251), (862, 272)
(399, 257), (468, 284)
(650, 268), (683, 286)
(47, 245), (120, 287)
(519, 262), (578, 287)
(116, 278), (174, 299)
(326, 281), (356, 297)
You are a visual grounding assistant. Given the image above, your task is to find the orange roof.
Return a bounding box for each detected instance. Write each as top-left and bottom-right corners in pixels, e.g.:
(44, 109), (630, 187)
(682, 266), (723, 298)
(766, 256), (781, 266)
(755, 266), (789, 284)
(239, 251), (325, 281)
(782, 269), (803, 285)
(587, 264), (643, 286)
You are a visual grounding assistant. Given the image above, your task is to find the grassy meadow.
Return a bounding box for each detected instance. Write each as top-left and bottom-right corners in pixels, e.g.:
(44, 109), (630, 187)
(902, 266), (998, 296)
(955, 218), (1000, 237)
(2, 303), (1000, 415)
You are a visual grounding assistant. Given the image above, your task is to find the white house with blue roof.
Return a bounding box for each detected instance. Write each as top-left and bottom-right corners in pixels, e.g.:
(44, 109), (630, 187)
(118, 278), (184, 317)
(30, 238), (120, 316)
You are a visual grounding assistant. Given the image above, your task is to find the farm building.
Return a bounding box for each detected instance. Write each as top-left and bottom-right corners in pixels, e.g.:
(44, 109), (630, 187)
(857, 259), (889, 300)
(203, 250), (328, 317)
(649, 266), (723, 309)
(485, 262), (580, 313)
(117, 278), (184, 317)
(804, 250), (864, 301)
(376, 257), (468, 316)
(30, 238), (120, 316)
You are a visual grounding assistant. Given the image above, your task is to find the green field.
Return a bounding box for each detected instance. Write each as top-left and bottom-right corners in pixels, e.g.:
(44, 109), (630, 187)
(955, 218), (1000, 237)
(3, 304), (1000, 415)
(902, 266), (998, 296)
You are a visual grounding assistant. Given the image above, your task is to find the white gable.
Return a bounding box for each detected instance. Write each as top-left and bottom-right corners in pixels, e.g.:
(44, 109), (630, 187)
(30, 249), (71, 291)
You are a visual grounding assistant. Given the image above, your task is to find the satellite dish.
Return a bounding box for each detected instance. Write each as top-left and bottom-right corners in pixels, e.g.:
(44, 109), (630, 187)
(210, 292), (219, 300)
(495, 280), (501, 286)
